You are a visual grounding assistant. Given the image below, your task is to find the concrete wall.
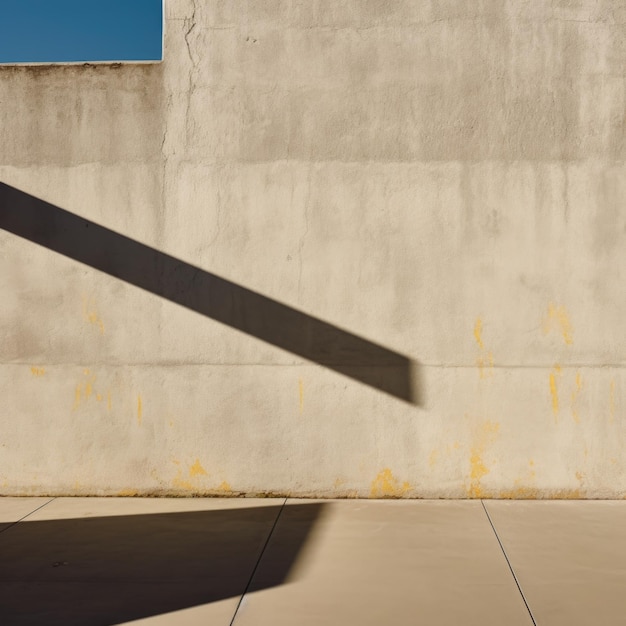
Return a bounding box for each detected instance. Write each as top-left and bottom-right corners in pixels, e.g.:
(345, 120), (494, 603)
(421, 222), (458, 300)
(1, 0), (624, 497)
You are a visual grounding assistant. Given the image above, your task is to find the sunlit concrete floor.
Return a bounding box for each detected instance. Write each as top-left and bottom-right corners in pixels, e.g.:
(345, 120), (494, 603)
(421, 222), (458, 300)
(1, 498), (626, 625)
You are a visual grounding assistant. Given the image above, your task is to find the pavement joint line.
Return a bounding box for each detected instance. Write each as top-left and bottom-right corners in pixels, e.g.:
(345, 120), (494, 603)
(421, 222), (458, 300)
(0, 497), (57, 536)
(481, 500), (537, 626)
(229, 497), (288, 626)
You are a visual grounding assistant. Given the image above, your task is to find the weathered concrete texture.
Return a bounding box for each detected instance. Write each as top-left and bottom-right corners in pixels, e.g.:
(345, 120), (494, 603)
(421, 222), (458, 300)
(0, 0), (625, 496)
(0, 66), (165, 167)
(0, 362), (623, 498)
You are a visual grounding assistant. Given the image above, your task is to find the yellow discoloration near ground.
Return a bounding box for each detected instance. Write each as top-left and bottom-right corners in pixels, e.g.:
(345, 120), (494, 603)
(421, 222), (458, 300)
(190, 459), (208, 477)
(469, 451), (489, 492)
(137, 394), (143, 425)
(172, 475), (195, 490)
(370, 469), (411, 498)
(170, 459), (230, 493)
(543, 303), (573, 345)
(499, 486), (540, 499)
(30, 366), (45, 377)
(468, 420), (500, 498)
(171, 459), (195, 490)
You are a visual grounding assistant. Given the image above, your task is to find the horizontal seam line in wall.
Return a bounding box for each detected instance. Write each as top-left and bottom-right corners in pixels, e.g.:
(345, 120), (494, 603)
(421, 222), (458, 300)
(168, 20), (626, 29)
(3, 362), (626, 369)
(3, 159), (625, 169)
(147, 158), (626, 166)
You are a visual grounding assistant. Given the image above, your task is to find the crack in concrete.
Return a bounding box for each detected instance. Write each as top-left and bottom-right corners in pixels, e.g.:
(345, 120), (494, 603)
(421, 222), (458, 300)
(184, 0), (199, 147)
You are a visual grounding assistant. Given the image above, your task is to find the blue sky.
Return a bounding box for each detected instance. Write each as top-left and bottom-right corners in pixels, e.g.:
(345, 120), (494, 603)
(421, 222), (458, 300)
(0, 0), (162, 63)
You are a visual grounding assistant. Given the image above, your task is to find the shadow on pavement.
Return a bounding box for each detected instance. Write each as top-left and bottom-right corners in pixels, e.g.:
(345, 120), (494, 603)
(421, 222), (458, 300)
(0, 501), (325, 625)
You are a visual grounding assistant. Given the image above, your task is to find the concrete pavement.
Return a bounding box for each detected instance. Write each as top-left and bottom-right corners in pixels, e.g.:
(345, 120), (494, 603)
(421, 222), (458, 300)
(1, 497), (625, 625)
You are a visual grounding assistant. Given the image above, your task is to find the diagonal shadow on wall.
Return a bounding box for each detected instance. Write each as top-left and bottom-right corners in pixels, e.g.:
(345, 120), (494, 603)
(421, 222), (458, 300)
(0, 182), (418, 403)
(0, 502), (325, 626)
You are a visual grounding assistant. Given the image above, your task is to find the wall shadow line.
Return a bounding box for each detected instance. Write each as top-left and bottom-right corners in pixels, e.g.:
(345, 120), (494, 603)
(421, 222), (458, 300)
(0, 182), (418, 403)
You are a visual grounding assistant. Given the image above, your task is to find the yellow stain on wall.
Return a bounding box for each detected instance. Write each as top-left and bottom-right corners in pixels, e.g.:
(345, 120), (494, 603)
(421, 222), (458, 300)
(298, 378), (304, 414)
(190, 459), (208, 477)
(473, 318), (494, 378)
(30, 366), (45, 377)
(82, 295), (105, 335)
(469, 450), (489, 491)
(171, 458), (211, 491)
(73, 369), (97, 411)
(474, 318), (484, 349)
(117, 489), (138, 497)
(468, 420), (500, 498)
(137, 394), (143, 426)
(570, 371), (583, 424)
(171, 459), (191, 490)
(542, 303), (573, 345)
(218, 481), (231, 492)
(549, 365), (562, 421)
(370, 469), (411, 498)
(609, 379), (616, 423)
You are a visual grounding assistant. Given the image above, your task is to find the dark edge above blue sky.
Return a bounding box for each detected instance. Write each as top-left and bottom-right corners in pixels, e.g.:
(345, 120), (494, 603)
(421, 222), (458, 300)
(0, 0), (163, 64)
